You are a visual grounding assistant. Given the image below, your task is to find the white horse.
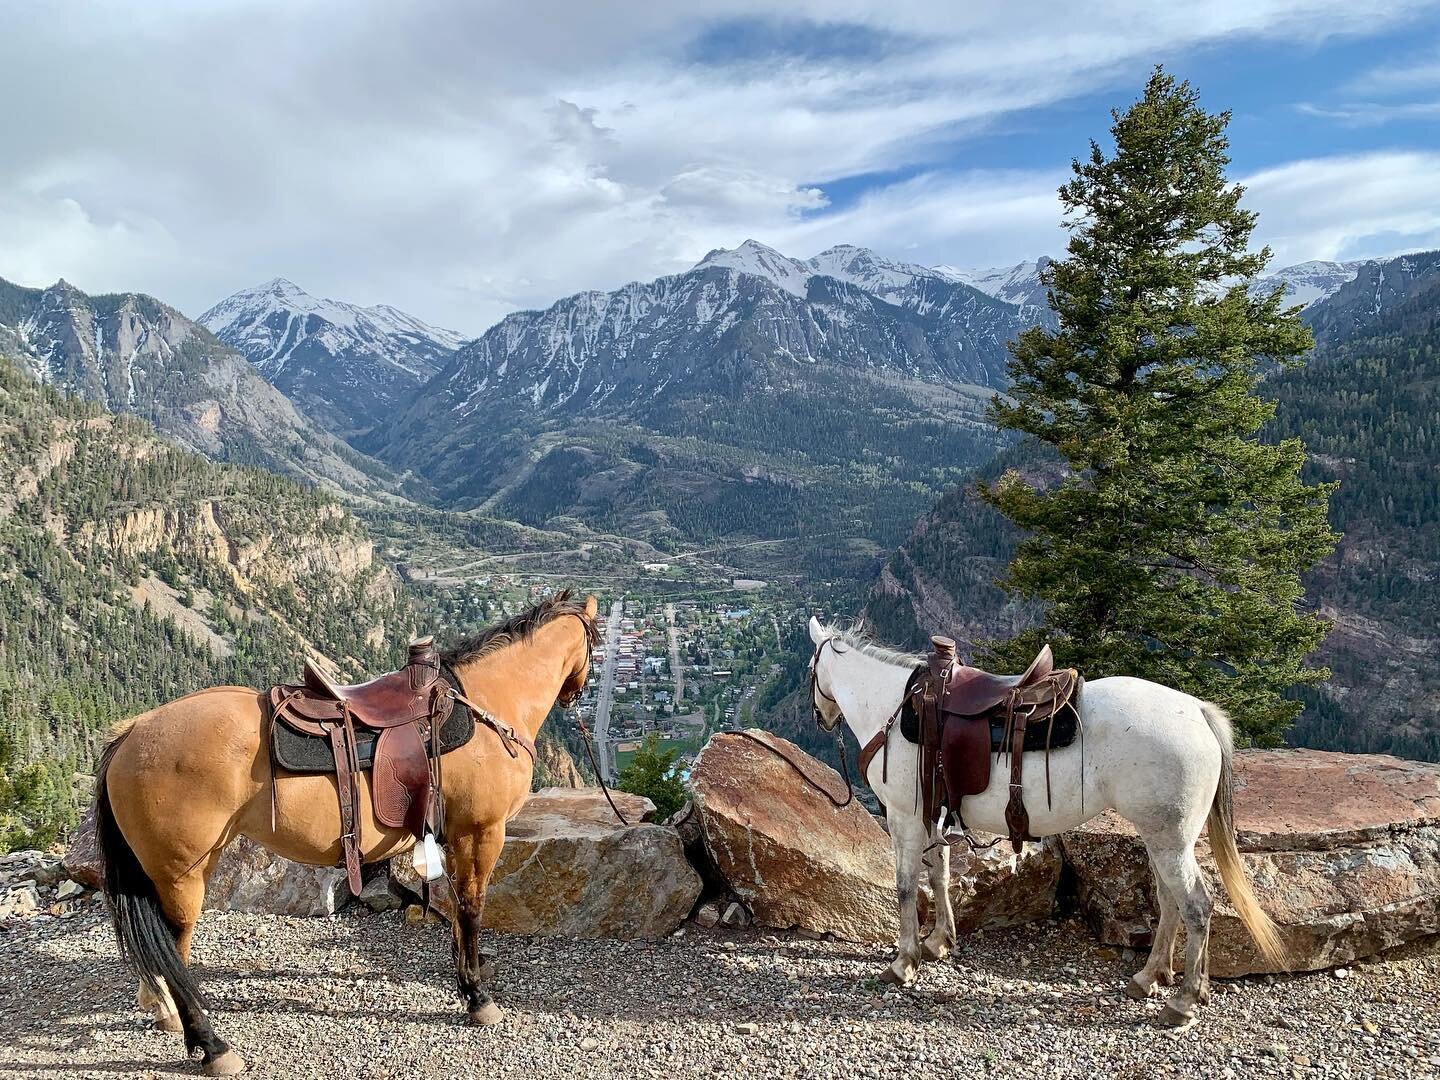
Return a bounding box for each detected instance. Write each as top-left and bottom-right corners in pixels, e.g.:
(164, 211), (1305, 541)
(806, 617), (1287, 1027)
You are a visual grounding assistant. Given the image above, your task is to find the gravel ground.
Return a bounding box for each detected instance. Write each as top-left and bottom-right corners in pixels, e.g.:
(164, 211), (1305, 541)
(2, 904), (1439, 1079)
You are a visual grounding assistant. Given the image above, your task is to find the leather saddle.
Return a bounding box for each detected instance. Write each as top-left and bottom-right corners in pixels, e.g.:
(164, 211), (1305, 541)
(268, 638), (464, 895)
(920, 637), (1081, 851)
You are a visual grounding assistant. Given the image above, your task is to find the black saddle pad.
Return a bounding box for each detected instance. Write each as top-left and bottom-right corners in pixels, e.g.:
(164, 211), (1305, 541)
(272, 699), (474, 774)
(900, 693), (1082, 753)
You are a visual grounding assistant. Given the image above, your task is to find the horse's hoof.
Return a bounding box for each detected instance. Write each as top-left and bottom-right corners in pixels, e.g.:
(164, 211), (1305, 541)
(920, 940), (951, 963)
(879, 967), (915, 988)
(154, 1013), (184, 1033)
(1158, 1003), (1197, 1029)
(468, 1002), (505, 1026)
(202, 1049), (247, 1076)
(1124, 977), (1152, 1001)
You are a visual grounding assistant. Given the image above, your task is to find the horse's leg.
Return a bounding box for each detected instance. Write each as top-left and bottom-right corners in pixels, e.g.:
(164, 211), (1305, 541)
(137, 979), (181, 1033)
(881, 812), (926, 987)
(1125, 855), (1180, 1000)
(156, 863), (245, 1075)
(920, 840), (955, 963)
(450, 825), (507, 1025)
(1148, 845), (1212, 1028)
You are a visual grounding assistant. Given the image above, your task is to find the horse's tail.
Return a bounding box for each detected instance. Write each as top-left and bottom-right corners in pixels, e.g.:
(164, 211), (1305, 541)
(1200, 701), (1290, 970)
(95, 730), (207, 1010)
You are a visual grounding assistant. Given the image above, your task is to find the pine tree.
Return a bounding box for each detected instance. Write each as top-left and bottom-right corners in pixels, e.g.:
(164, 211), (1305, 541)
(616, 734), (688, 821)
(978, 68), (1338, 744)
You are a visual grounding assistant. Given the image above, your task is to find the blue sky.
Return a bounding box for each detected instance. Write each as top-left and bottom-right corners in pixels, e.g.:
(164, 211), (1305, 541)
(1, 2), (1438, 332)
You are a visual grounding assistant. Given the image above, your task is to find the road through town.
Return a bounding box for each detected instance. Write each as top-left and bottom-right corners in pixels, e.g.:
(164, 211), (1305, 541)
(592, 598), (624, 782)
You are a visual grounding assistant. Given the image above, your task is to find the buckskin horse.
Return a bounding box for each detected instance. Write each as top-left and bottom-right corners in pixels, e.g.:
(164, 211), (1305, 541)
(94, 591), (599, 1075)
(806, 617), (1288, 1029)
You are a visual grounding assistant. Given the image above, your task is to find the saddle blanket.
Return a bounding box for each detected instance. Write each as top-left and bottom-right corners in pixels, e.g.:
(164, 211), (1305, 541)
(900, 693), (1081, 753)
(271, 699), (474, 774)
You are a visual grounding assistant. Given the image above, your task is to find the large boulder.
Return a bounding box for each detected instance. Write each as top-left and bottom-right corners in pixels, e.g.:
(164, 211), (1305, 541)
(395, 787), (700, 939)
(1063, 749), (1440, 976)
(62, 807), (104, 889)
(690, 729), (1064, 942)
(944, 838), (1064, 934)
(691, 730), (898, 942)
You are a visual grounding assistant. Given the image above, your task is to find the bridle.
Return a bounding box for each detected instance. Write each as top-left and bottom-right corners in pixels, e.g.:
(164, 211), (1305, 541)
(809, 636), (842, 731)
(558, 610), (601, 708)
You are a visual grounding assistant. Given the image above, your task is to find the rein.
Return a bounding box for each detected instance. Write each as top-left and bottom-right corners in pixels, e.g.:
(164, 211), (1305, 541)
(565, 608), (633, 826)
(730, 728), (855, 809)
(716, 636), (857, 810)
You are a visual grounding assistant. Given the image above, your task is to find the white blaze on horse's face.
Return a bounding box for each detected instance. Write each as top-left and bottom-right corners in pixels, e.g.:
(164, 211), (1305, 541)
(808, 616), (844, 731)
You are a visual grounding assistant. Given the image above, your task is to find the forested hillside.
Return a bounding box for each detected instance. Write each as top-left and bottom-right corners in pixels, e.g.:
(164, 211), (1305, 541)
(1269, 279), (1440, 758)
(0, 353), (411, 849)
(865, 258), (1440, 759)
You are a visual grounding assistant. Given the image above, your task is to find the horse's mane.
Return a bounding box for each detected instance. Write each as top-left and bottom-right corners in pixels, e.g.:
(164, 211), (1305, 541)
(443, 589), (597, 666)
(826, 624), (926, 671)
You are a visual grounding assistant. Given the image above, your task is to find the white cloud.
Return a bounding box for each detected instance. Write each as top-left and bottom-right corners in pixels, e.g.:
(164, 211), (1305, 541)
(1241, 151), (1440, 264)
(1296, 100), (1440, 125)
(1344, 47), (1440, 95)
(0, 1), (1436, 332)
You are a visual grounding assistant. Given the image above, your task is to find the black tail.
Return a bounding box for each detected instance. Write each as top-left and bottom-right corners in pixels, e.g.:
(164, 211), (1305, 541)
(96, 736), (207, 1009)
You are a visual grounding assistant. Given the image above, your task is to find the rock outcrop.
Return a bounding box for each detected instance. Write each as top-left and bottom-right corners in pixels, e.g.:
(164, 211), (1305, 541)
(942, 838), (1064, 934)
(691, 730), (900, 942)
(62, 808), (105, 889)
(1064, 750), (1440, 976)
(204, 837), (351, 917)
(394, 787), (698, 939)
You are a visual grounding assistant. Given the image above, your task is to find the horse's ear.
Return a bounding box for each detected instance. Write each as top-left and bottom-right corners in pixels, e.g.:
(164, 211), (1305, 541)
(584, 595), (598, 618)
(808, 616), (826, 645)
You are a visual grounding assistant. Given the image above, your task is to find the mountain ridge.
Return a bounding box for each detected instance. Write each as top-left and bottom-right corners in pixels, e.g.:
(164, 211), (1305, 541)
(0, 275), (397, 496)
(359, 241), (1027, 563)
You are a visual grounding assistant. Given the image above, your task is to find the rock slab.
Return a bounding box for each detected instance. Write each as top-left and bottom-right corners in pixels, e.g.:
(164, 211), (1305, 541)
(204, 837), (351, 916)
(394, 787), (700, 939)
(1063, 749), (1440, 976)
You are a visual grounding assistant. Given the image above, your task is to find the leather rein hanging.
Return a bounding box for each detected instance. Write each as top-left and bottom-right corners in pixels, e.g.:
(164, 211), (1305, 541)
(728, 636), (857, 810)
(561, 610), (635, 827)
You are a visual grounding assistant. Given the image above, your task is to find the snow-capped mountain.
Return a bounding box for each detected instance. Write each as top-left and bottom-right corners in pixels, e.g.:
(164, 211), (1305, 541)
(365, 239), (1027, 521)
(1303, 249), (1440, 347)
(201, 278), (465, 433)
(381, 239), (1025, 427)
(939, 259), (1055, 327)
(944, 253), (1377, 317)
(1253, 260), (1367, 309)
(0, 276), (392, 494)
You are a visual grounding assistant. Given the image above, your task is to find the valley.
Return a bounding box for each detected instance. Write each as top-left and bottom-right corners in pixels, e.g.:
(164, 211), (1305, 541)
(4, 234), (1439, 849)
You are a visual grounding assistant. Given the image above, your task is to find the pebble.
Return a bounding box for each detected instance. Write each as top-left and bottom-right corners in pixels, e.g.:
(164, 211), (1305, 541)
(1, 906), (1438, 1079)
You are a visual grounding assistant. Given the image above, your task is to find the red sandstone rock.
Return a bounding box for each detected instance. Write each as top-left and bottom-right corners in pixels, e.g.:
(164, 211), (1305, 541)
(1063, 749), (1440, 976)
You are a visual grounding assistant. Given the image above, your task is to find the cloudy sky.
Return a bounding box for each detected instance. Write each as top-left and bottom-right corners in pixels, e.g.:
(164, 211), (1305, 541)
(4, 1), (1440, 334)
